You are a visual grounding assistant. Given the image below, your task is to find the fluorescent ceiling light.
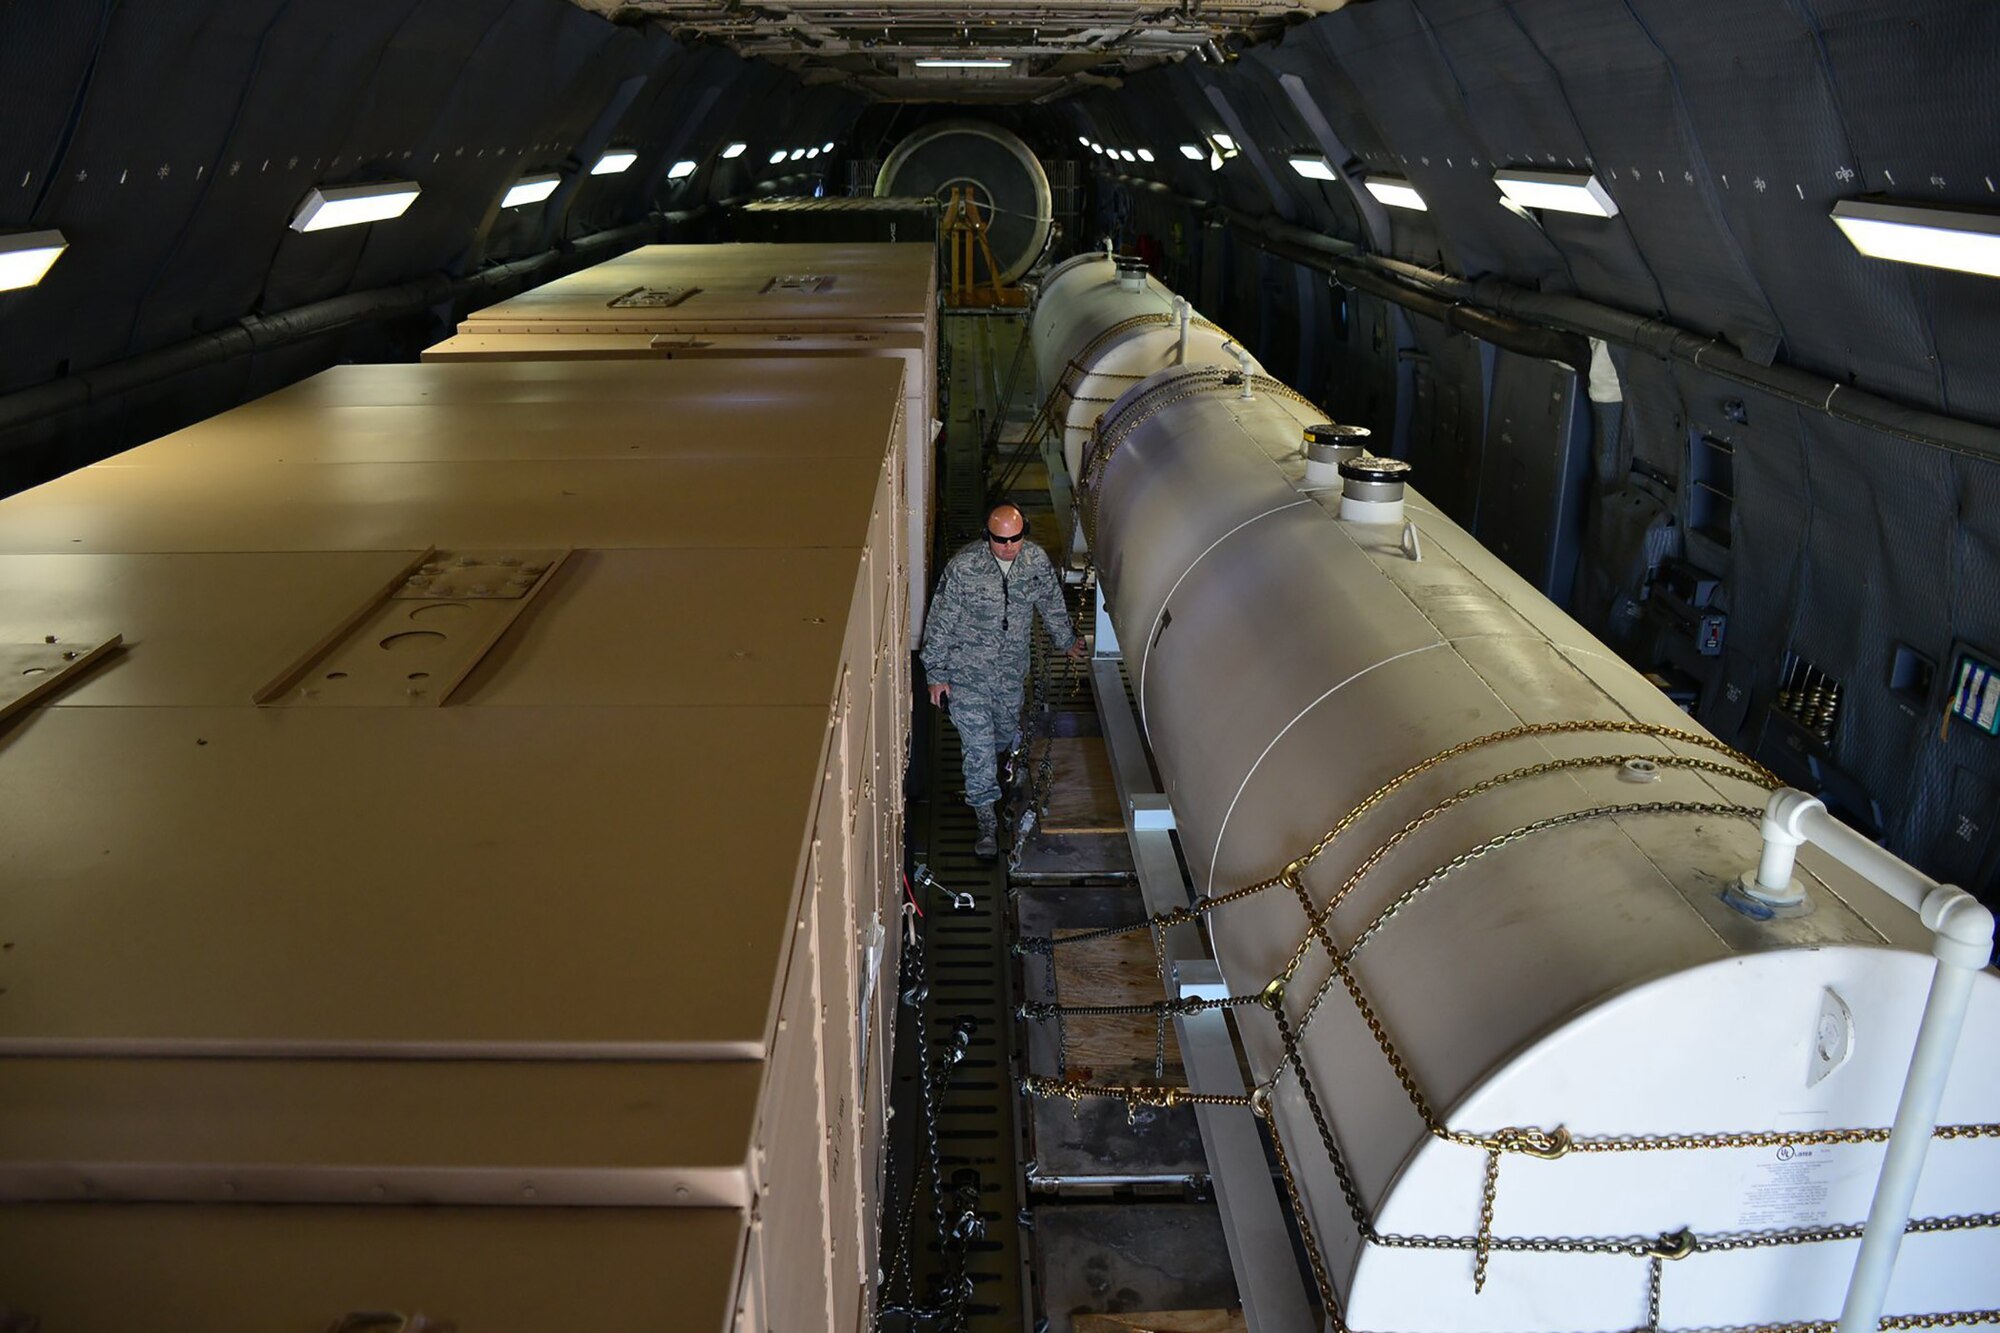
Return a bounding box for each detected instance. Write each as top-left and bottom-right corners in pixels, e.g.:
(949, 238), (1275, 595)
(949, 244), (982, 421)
(592, 150), (638, 176)
(789, 148), (806, 161)
(1136, 148), (1155, 163)
(806, 147), (820, 159)
(1363, 175), (1427, 211)
(1179, 144), (1205, 161)
(1832, 199), (2000, 278)
(667, 159), (698, 180)
(1493, 167), (1617, 217)
(822, 142), (834, 152)
(500, 173), (561, 209)
(1079, 135), (1091, 147)
(914, 58), (1012, 68)
(768, 150), (788, 165)
(0, 229), (67, 292)
(1089, 142), (1104, 155)
(1118, 149), (1137, 163)
(1288, 154), (1338, 182)
(290, 180), (421, 232)
(721, 142), (748, 159)
(1212, 134), (1237, 152)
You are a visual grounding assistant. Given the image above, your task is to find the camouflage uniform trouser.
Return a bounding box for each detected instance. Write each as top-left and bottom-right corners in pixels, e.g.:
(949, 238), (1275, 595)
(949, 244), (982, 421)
(946, 677), (1025, 810)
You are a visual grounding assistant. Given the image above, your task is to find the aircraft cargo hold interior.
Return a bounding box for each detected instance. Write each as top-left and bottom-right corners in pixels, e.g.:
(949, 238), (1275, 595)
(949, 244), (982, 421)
(3, 5), (2000, 1332)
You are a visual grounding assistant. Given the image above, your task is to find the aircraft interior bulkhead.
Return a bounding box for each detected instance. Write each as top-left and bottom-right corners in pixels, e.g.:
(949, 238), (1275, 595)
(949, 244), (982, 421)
(2, 3), (1998, 1331)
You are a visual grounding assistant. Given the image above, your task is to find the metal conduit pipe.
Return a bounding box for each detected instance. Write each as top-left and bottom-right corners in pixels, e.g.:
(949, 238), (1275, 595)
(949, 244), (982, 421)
(1241, 226), (1589, 370)
(1113, 174), (2000, 465)
(0, 210), (702, 447)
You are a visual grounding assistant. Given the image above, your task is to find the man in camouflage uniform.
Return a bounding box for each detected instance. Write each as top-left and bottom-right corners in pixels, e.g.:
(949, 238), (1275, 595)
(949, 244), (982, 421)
(922, 503), (1086, 858)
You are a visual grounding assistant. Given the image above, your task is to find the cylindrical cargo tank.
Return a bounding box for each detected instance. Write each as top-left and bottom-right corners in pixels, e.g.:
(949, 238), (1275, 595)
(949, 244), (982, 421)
(1030, 250), (1262, 488)
(1082, 360), (2000, 1328)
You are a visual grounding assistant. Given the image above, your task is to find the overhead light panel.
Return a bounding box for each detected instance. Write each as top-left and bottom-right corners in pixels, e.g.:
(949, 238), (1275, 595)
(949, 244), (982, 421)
(768, 150), (788, 165)
(822, 142), (834, 152)
(1288, 154), (1338, 182)
(0, 229), (67, 292)
(1493, 167), (1618, 217)
(1363, 175), (1428, 211)
(290, 180), (421, 232)
(789, 148), (806, 161)
(592, 150), (638, 176)
(500, 173), (561, 209)
(721, 142), (748, 159)
(1178, 144), (1205, 162)
(666, 159), (698, 180)
(806, 147), (821, 159)
(1212, 134), (1237, 152)
(914, 58), (1013, 69)
(1118, 149), (1137, 163)
(1831, 199), (2000, 278)
(1089, 142), (1104, 155)
(1079, 135), (1092, 147)
(1136, 148), (1155, 163)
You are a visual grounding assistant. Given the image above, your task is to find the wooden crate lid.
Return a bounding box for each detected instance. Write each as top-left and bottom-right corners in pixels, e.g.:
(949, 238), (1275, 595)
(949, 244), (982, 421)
(0, 703), (828, 1054)
(459, 242), (938, 331)
(0, 1202), (745, 1332)
(0, 1056), (763, 1207)
(423, 329), (927, 362)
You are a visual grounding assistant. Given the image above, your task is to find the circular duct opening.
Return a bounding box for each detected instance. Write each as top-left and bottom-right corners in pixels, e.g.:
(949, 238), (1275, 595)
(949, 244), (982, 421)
(875, 120), (1053, 287)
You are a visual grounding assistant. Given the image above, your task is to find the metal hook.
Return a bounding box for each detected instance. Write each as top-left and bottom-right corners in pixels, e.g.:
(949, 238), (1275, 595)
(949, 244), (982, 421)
(1644, 1227), (1696, 1261)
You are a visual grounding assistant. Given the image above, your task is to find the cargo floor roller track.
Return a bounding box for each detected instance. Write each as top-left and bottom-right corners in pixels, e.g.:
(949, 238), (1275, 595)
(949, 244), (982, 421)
(880, 728), (1028, 1333)
(877, 310), (1030, 1333)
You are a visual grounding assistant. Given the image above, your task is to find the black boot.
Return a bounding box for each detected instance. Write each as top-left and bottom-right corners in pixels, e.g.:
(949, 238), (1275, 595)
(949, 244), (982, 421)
(973, 803), (998, 859)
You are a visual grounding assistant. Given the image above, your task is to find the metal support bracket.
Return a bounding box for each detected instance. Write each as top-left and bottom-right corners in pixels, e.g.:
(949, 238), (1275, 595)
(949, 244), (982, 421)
(1, 635), (123, 727)
(1089, 654), (1316, 1333)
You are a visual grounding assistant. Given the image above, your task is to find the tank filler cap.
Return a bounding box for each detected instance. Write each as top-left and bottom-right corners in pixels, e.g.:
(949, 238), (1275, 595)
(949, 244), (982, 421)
(1337, 454), (1410, 485)
(1335, 454), (1410, 524)
(1113, 256), (1149, 291)
(1303, 422), (1371, 466)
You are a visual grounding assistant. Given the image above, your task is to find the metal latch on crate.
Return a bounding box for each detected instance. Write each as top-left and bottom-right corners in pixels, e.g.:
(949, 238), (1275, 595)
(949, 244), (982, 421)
(254, 549), (567, 708)
(1, 634), (122, 725)
(326, 1313), (459, 1333)
(608, 285), (698, 308)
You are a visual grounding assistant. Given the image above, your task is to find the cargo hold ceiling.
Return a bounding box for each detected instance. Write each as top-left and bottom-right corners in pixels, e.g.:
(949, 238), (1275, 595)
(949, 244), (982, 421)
(571, 0), (1354, 101)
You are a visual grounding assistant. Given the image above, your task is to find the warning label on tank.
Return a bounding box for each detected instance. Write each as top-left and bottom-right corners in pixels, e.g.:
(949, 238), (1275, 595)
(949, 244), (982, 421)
(1736, 1144), (1837, 1229)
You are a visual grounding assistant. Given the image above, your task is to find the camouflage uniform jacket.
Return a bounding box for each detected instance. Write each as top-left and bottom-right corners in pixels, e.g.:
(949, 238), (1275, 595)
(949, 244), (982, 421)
(920, 539), (1076, 692)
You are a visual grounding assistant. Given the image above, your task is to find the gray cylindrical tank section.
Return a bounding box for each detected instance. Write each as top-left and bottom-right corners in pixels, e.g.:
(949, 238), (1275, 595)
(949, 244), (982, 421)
(875, 119), (1051, 286)
(1030, 251), (1266, 483)
(1085, 364), (2000, 1325)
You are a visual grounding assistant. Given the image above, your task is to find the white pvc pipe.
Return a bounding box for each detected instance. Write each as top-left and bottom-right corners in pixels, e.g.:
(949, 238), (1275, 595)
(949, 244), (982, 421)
(1751, 790), (1997, 1333)
(1751, 786), (1817, 902)
(1220, 339), (1255, 399)
(1838, 946), (1980, 1333)
(1173, 295), (1192, 365)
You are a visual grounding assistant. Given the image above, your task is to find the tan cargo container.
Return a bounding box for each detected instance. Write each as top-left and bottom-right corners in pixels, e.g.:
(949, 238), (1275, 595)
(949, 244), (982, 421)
(433, 242), (938, 639)
(0, 355), (911, 1333)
